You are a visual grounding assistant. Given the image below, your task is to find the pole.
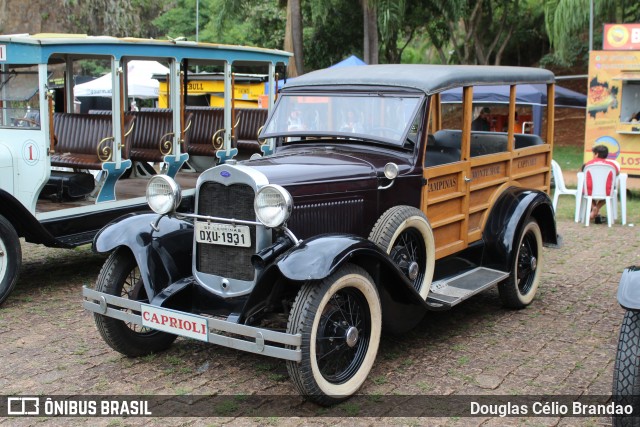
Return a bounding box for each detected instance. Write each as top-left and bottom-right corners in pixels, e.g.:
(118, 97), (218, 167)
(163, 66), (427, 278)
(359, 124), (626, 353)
(196, 0), (199, 73)
(589, 0), (594, 51)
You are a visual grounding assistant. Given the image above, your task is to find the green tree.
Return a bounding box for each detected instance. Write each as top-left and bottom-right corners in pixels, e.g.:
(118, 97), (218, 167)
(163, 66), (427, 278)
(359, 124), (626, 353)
(362, 0), (379, 64)
(152, 0), (210, 41)
(544, 0), (640, 66)
(444, 0), (525, 65)
(284, 0), (304, 76)
(202, 0), (285, 49)
(304, 1), (363, 70)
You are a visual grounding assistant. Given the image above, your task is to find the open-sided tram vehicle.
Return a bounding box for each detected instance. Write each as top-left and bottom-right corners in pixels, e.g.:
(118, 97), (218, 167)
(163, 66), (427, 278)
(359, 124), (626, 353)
(83, 64), (559, 404)
(0, 34), (290, 305)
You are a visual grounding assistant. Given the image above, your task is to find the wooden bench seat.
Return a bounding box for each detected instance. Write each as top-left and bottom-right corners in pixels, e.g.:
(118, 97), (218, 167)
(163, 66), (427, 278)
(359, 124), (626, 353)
(126, 111), (193, 163)
(51, 113), (135, 169)
(88, 110), (193, 163)
(129, 107), (269, 158)
(234, 108), (269, 154)
(187, 109), (224, 157)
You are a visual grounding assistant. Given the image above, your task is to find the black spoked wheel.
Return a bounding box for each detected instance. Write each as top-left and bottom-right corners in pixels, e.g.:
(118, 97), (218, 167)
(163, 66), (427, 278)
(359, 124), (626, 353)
(369, 206), (435, 299)
(613, 310), (640, 426)
(316, 286), (372, 384)
(389, 228), (427, 292)
(286, 264), (382, 406)
(498, 219), (543, 308)
(0, 215), (21, 306)
(94, 248), (176, 357)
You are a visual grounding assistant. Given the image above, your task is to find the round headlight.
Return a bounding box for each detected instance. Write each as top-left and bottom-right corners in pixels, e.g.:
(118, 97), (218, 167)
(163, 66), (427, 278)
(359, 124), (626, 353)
(146, 175), (181, 215)
(384, 162), (399, 180)
(254, 184), (293, 228)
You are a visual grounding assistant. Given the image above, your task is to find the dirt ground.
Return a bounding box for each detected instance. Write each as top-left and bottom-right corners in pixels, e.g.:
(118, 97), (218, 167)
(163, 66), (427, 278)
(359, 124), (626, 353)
(554, 108), (586, 148)
(0, 217), (637, 426)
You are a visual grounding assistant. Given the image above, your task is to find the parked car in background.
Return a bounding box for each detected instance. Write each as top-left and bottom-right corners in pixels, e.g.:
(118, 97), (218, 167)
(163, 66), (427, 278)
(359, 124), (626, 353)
(84, 64), (559, 404)
(613, 266), (640, 425)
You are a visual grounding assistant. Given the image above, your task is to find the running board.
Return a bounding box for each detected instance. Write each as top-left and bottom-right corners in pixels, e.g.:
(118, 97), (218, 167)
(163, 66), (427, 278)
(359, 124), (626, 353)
(426, 267), (509, 310)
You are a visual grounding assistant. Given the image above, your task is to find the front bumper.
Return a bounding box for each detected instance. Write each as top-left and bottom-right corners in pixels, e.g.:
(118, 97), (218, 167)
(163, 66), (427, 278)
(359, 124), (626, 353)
(82, 286), (302, 362)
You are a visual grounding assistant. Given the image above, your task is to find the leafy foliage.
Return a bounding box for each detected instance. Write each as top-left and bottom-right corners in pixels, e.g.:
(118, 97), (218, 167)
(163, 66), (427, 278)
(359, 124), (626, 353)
(203, 0), (285, 49)
(152, 0), (211, 41)
(545, 0), (640, 66)
(8, 0), (640, 74)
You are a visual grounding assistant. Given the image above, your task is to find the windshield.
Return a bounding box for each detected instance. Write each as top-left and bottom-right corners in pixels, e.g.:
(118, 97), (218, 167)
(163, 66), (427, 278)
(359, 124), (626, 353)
(0, 65), (41, 129)
(261, 93), (423, 147)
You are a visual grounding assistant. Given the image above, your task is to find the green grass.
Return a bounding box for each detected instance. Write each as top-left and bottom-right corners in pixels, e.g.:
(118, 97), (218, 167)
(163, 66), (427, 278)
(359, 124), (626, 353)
(552, 146), (640, 225)
(553, 145), (584, 171)
(553, 192), (640, 225)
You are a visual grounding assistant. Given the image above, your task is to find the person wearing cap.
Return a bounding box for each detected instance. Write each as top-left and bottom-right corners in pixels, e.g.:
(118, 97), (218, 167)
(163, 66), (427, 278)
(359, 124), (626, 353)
(472, 107), (491, 131)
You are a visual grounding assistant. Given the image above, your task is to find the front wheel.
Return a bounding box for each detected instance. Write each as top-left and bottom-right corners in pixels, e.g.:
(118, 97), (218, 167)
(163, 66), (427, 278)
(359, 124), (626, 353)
(0, 215), (21, 306)
(94, 248), (176, 357)
(612, 310), (640, 426)
(498, 219), (543, 308)
(369, 206), (434, 300)
(286, 264), (382, 406)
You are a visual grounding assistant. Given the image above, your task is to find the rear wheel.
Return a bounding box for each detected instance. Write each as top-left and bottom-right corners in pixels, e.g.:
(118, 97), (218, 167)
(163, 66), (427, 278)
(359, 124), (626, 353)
(94, 248), (176, 356)
(498, 219), (542, 308)
(286, 264), (381, 406)
(612, 310), (640, 426)
(0, 215), (21, 306)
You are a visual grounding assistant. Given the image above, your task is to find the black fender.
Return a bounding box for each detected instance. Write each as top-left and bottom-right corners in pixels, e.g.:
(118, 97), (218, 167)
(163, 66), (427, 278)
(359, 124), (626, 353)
(618, 266), (640, 311)
(482, 187), (557, 272)
(94, 213), (193, 300)
(0, 188), (63, 247)
(244, 234), (429, 332)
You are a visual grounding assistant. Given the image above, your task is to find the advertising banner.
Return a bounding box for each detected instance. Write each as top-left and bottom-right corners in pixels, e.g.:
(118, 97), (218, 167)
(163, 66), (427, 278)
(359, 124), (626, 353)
(584, 49), (640, 175)
(603, 23), (640, 51)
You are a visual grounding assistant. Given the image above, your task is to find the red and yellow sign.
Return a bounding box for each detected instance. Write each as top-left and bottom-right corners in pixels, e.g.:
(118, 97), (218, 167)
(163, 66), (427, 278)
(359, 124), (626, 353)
(158, 78), (265, 109)
(603, 23), (640, 51)
(584, 50), (640, 175)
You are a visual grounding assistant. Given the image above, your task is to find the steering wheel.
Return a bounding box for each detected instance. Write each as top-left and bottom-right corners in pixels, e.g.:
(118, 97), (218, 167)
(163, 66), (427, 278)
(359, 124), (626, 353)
(14, 118), (39, 128)
(370, 126), (403, 139)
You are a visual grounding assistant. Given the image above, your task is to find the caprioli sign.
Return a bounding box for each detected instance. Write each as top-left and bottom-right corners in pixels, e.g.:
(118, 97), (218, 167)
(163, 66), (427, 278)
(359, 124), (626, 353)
(141, 304), (209, 341)
(603, 23), (640, 50)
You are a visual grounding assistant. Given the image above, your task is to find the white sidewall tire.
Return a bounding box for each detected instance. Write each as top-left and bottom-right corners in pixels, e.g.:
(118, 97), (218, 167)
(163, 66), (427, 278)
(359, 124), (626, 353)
(499, 220), (543, 308)
(0, 215), (21, 306)
(514, 221), (542, 305)
(309, 271), (382, 397)
(369, 206), (435, 300)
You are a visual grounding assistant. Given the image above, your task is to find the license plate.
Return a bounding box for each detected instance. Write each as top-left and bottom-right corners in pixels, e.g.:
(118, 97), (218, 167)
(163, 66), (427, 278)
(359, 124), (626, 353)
(141, 304), (209, 342)
(195, 221), (251, 247)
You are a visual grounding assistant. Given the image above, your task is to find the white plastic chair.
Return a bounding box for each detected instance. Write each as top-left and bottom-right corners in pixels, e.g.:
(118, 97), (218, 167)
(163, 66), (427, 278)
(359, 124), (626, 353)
(580, 163), (618, 227)
(551, 160), (578, 212)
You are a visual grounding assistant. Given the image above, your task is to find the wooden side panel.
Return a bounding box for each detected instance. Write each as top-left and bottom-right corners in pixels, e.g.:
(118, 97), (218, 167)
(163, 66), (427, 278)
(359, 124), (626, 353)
(422, 162), (469, 260)
(467, 155), (510, 241)
(512, 146), (552, 192)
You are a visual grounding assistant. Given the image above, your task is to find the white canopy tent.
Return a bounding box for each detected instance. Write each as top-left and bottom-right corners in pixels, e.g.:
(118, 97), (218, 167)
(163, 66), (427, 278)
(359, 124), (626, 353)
(74, 60), (169, 99)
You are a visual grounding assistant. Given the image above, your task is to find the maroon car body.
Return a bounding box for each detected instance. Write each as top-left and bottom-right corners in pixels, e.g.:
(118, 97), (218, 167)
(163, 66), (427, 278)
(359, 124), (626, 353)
(84, 64), (559, 405)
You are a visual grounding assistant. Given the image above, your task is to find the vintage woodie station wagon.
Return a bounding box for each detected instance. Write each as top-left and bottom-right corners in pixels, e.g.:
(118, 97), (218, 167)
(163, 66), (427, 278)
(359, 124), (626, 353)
(83, 64), (559, 404)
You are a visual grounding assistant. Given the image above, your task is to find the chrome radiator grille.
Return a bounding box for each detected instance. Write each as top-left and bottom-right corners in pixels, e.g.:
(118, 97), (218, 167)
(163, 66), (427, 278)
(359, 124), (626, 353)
(196, 182), (256, 281)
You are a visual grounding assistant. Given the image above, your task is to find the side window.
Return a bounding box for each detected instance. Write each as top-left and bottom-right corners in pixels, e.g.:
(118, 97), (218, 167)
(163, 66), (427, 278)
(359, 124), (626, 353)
(425, 101), (462, 167)
(470, 86), (506, 157)
(0, 65), (40, 129)
(619, 77), (640, 123)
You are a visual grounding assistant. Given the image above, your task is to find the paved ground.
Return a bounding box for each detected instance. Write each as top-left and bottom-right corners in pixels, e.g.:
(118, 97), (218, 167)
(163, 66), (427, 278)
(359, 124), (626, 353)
(0, 217), (638, 426)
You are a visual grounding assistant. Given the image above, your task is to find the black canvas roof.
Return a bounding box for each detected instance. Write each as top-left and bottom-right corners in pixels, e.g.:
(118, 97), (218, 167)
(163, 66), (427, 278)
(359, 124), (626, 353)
(283, 64), (555, 95)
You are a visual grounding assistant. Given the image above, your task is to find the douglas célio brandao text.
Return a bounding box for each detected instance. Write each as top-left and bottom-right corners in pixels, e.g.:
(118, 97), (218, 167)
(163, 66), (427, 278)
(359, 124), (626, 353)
(470, 400), (633, 417)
